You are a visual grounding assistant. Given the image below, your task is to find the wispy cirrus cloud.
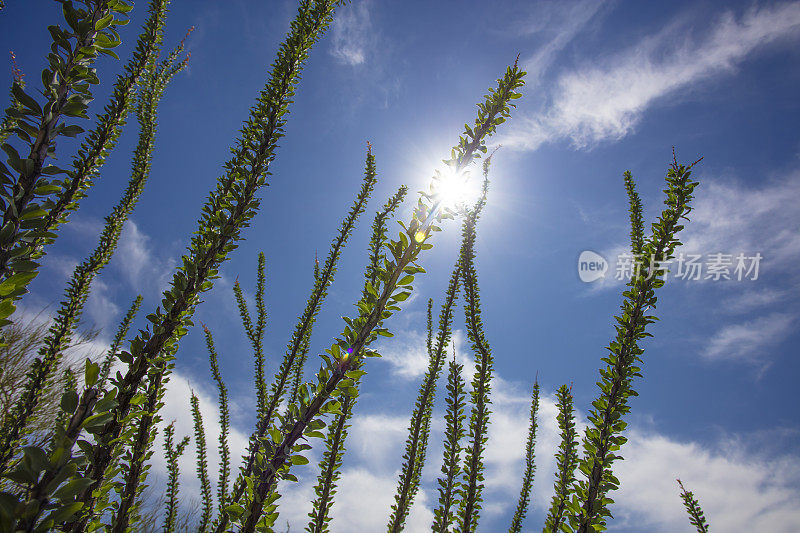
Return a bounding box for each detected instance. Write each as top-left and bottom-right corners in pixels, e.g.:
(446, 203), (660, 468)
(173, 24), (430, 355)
(723, 288), (790, 314)
(680, 172), (800, 275)
(501, 1), (800, 151)
(704, 312), (795, 366)
(330, 0), (373, 66)
(516, 0), (608, 83)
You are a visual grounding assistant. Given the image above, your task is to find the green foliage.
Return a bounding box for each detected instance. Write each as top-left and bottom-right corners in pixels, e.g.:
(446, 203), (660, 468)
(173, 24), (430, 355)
(305, 377), (353, 533)
(75, 3), (339, 530)
(432, 352), (466, 533)
(203, 324), (231, 510)
(220, 141), (379, 532)
(387, 61), (524, 533)
(508, 379), (539, 533)
(0, 12), (185, 481)
(678, 479), (710, 533)
(190, 393), (213, 532)
(306, 174), (406, 533)
(624, 170), (644, 255)
(0, 52), (26, 148)
(387, 264), (461, 532)
(455, 175), (493, 533)
(543, 384), (578, 532)
(99, 295), (142, 389)
(0, 0), (164, 328)
(161, 423), (189, 533)
(0, 1), (709, 531)
(567, 160), (700, 533)
(110, 353), (167, 533)
(232, 252), (268, 420)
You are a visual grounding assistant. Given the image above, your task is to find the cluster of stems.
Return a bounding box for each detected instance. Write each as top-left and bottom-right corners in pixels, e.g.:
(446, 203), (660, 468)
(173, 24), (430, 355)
(0, 1), (713, 531)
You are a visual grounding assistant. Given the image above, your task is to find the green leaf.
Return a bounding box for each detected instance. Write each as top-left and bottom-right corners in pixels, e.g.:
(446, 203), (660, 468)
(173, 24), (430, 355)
(95, 14), (114, 30)
(59, 124), (84, 137)
(53, 478), (94, 501)
(84, 360), (100, 387)
(290, 455), (309, 465)
(44, 502), (83, 527)
(0, 298), (16, 321)
(41, 165), (67, 175)
(60, 390), (79, 414)
(398, 274), (414, 285)
(22, 446), (49, 473)
(224, 503), (244, 519)
(34, 181), (62, 194)
(12, 83), (42, 115)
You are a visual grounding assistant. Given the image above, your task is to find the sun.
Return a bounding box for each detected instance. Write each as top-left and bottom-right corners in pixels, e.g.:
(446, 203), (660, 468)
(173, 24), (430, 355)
(431, 166), (482, 211)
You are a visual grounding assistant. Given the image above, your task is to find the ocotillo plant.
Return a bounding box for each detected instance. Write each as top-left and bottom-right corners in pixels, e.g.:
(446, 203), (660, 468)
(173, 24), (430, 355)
(161, 422), (189, 533)
(0, 24), (187, 477)
(678, 479), (710, 533)
(508, 379), (539, 533)
(0, 0), (168, 330)
(431, 351), (467, 533)
(543, 384), (578, 532)
(0, 1), (711, 532)
(0, 10), (189, 530)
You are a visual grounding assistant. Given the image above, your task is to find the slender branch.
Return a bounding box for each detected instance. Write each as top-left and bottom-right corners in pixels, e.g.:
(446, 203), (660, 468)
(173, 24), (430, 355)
(71, 2), (339, 528)
(569, 160), (700, 532)
(162, 423), (190, 533)
(99, 295), (143, 388)
(455, 179), (493, 533)
(0, 34), (185, 475)
(204, 324), (231, 509)
(543, 384), (577, 532)
(191, 392), (213, 532)
(678, 479), (710, 533)
(508, 379), (539, 533)
(432, 353), (466, 533)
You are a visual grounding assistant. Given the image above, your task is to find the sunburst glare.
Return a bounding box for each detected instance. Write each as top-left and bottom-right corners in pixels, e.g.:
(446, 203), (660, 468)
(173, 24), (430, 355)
(431, 166), (483, 211)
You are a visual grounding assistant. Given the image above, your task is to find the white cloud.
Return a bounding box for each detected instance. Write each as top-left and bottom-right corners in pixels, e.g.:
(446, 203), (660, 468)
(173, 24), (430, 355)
(83, 278), (121, 331)
(680, 173), (800, 274)
(133, 352), (800, 532)
(115, 220), (176, 295)
(722, 287), (789, 314)
(148, 370), (251, 509)
(349, 413), (410, 473)
(517, 0), (607, 83)
(331, 467), (433, 531)
(330, 0), (373, 66)
(704, 312), (795, 365)
(378, 328), (469, 380)
(501, 2), (800, 151)
(614, 430), (800, 532)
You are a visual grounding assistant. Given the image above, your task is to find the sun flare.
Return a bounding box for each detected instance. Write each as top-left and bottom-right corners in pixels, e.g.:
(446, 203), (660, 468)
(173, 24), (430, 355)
(432, 166), (483, 211)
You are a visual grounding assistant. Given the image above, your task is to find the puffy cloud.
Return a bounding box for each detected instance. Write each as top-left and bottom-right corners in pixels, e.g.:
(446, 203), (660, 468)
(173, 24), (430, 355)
(614, 430), (800, 532)
(115, 220), (176, 296)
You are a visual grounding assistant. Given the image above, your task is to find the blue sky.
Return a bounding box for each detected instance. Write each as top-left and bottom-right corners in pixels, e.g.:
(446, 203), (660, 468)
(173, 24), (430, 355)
(3, 0), (800, 531)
